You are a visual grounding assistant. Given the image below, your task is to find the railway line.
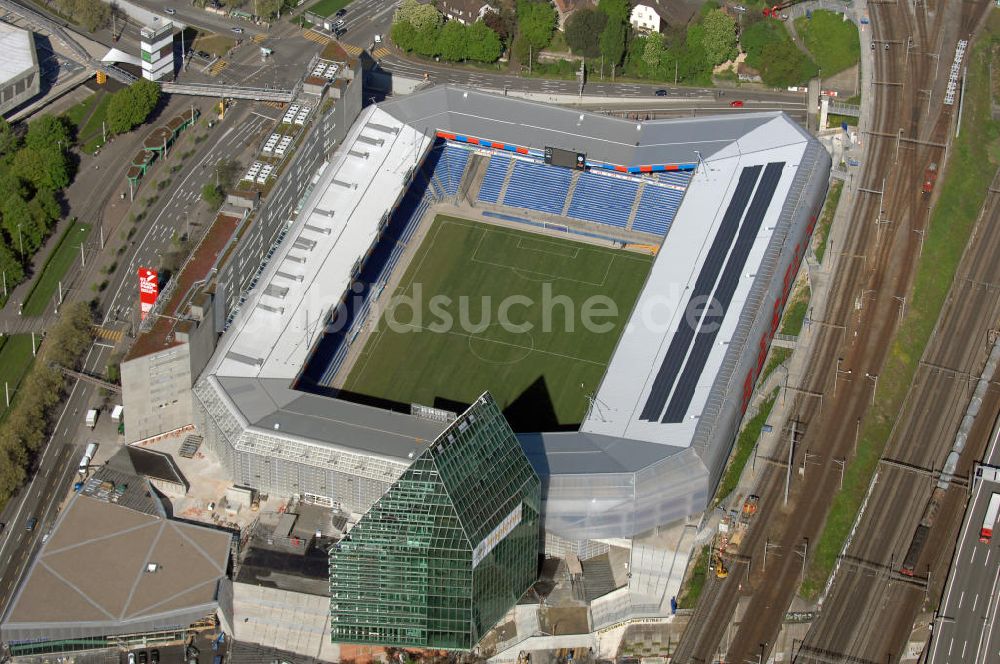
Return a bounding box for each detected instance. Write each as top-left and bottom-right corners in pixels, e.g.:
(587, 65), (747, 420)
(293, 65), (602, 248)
(672, 0), (993, 661)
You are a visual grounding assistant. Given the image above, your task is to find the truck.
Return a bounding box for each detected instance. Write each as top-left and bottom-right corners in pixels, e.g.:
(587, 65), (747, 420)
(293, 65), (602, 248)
(981, 492), (1000, 543)
(85, 408), (98, 429)
(79, 442), (98, 474)
(922, 162), (938, 194)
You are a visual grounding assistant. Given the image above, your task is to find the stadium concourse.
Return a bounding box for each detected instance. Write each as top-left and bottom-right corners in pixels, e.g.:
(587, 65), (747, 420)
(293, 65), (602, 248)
(193, 85), (830, 639)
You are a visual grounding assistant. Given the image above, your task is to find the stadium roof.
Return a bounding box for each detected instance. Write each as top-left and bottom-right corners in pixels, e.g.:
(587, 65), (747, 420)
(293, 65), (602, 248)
(1, 477), (231, 642)
(210, 105), (430, 382)
(378, 85), (789, 168)
(0, 23), (36, 85)
(204, 86), (828, 493)
(215, 376), (445, 461)
(581, 115), (816, 446)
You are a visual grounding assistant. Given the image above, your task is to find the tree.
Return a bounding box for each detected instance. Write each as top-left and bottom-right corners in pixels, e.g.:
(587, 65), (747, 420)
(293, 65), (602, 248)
(466, 21), (502, 62)
(701, 9), (738, 67)
(12, 147), (70, 191)
(256, 0), (283, 18)
(599, 18), (627, 67)
(742, 20), (817, 87)
(483, 6), (516, 44)
(0, 241), (24, 289)
(391, 19), (419, 52)
(24, 116), (71, 153)
(394, 0), (442, 32)
(642, 31), (667, 71)
(0, 119), (19, 160)
(597, 0), (630, 22)
(516, 0), (557, 54)
(438, 21), (468, 61)
(201, 183), (224, 208)
(106, 80), (161, 134)
(564, 7), (606, 58)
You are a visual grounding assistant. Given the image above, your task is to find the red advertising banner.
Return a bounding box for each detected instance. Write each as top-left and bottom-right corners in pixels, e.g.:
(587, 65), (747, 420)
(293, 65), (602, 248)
(138, 267), (159, 320)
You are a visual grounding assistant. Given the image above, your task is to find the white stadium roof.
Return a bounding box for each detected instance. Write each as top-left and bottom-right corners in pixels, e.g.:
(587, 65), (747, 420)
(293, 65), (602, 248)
(0, 22), (35, 85)
(582, 116), (810, 445)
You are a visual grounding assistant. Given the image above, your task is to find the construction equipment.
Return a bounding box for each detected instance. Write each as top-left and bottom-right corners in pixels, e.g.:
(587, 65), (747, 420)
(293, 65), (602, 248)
(742, 494), (760, 517)
(762, 0), (803, 17)
(714, 552), (729, 578)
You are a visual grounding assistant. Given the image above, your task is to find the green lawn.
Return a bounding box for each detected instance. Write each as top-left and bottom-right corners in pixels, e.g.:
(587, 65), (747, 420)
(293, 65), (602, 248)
(62, 91), (111, 152)
(780, 283), (811, 337)
(308, 0), (350, 18)
(79, 93), (112, 153)
(714, 388), (779, 506)
(343, 217), (652, 431)
(677, 546), (711, 609)
(22, 222), (92, 317)
(814, 180), (843, 264)
(801, 12), (1000, 599)
(794, 10), (861, 76)
(0, 335), (36, 420)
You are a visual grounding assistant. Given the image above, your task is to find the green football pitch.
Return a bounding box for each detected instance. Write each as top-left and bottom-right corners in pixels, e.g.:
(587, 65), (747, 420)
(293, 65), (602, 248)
(343, 216), (652, 431)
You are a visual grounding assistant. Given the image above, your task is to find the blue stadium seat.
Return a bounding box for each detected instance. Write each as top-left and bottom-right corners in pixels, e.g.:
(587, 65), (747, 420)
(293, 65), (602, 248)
(439, 145), (471, 196)
(478, 155), (509, 203)
(631, 183), (686, 236)
(503, 159), (572, 215)
(655, 171), (693, 188)
(566, 171), (639, 228)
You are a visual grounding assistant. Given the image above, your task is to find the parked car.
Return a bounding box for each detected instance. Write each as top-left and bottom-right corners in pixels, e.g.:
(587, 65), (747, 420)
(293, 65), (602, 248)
(150, 649), (160, 663)
(165, 8), (176, 14)
(138, 652), (148, 664)
(729, 100), (744, 108)
(127, 655), (136, 664)
(25, 516), (37, 531)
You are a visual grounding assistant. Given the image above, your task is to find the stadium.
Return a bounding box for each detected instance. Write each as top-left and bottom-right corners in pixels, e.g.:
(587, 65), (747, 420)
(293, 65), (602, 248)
(192, 85), (831, 640)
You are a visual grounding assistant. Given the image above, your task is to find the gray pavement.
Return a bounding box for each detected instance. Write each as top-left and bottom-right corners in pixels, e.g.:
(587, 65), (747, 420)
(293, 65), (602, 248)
(929, 422), (1000, 664)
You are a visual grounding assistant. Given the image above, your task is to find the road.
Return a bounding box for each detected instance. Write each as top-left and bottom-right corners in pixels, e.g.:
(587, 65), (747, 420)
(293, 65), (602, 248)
(671, 0), (990, 662)
(929, 419), (1000, 664)
(0, 96), (275, 618)
(0, 342), (112, 612)
(102, 103), (276, 328)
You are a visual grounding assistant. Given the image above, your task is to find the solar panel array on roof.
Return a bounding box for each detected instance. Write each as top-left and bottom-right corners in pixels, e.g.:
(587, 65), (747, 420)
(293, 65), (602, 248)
(639, 164), (762, 421)
(662, 161), (785, 422)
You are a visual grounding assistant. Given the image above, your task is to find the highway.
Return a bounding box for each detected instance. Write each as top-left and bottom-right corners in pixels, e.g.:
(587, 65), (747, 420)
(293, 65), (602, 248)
(929, 431), (1000, 664)
(0, 341), (112, 612)
(0, 96), (274, 618)
(797, 166), (1000, 660)
(672, 0), (991, 661)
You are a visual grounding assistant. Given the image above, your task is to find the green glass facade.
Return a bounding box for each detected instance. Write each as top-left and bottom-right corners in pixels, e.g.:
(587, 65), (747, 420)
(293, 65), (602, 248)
(329, 393), (540, 650)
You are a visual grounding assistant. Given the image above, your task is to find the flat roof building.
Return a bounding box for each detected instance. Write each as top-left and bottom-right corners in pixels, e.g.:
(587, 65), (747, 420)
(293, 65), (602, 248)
(0, 468), (232, 658)
(0, 22), (40, 117)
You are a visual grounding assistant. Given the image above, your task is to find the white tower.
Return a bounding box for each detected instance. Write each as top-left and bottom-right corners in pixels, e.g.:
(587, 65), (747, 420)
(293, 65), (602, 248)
(140, 20), (175, 81)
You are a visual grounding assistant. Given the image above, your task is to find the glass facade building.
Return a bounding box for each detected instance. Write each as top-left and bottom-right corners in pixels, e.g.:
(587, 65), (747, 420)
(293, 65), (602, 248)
(329, 393), (541, 650)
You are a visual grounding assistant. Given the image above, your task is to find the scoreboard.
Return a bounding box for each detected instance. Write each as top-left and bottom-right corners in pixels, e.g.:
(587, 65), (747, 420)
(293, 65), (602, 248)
(544, 146), (586, 170)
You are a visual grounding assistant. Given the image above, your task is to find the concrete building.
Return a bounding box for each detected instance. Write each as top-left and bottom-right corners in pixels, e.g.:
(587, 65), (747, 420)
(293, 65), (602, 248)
(120, 57), (362, 445)
(139, 20), (175, 81)
(0, 22), (40, 117)
(629, 4), (662, 33)
(0, 467), (231, 659)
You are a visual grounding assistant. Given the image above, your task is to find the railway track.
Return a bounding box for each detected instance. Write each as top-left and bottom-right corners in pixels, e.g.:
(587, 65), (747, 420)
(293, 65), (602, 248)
(672, 1), (993, 661)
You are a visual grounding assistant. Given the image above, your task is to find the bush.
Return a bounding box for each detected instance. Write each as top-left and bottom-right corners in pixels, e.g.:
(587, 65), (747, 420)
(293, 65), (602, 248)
(202, 183), (224, 208)
(742, 19), (818, 87)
